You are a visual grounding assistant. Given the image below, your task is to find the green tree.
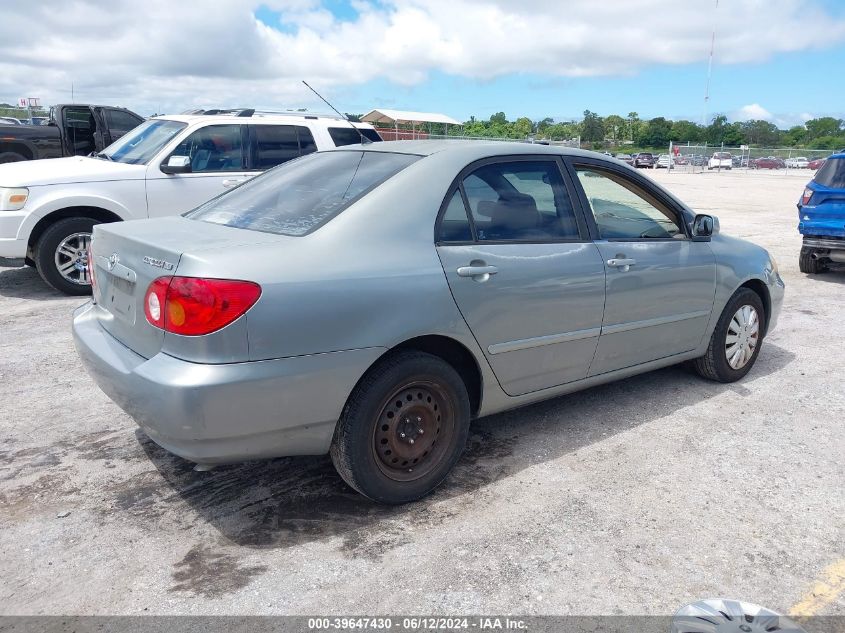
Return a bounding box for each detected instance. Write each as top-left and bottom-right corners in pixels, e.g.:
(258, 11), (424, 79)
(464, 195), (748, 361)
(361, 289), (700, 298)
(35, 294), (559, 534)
(782, 125), (806, 146)
(581, 110), (604, 143)
(669, 120), (703, 143)
(603, 114), (627, 144)
(535, 117), (555, 134)
(740, 120), (780, 146)
(637, 117), (673, 148)
(805, 117), (843, 140)
(512, 117), (533, 138)
(489, 111), (508, 126)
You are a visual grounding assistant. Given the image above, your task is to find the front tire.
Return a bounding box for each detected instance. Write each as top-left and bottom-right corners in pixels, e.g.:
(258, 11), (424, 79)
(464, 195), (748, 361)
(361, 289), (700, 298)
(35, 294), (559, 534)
(34, 217), (98, 295)
(799, 248), (827, 274)
(330, 351), (471, 504)
(694, 288), (766, 383)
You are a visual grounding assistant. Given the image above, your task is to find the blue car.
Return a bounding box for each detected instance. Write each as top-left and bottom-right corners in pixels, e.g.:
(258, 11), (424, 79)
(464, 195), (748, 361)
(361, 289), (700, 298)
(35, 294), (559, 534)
(798, 152), (845, 273)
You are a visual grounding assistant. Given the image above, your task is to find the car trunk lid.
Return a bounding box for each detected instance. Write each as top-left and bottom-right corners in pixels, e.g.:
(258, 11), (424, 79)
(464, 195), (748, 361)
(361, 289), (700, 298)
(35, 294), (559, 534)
(90, 217), (279, 360)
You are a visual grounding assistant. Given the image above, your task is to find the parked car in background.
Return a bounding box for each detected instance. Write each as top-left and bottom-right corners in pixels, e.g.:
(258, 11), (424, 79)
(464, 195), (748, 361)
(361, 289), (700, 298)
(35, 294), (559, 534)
(0, 116), (23, 126)
(0, 104), (144, 164)
(73, 141), (783, 504)
(633, 152), (655, 168)
(0, 110), (383, 294)
(797, 152), (845, 274)
(655, 154), (673, 169)
(614, 153), (634, 166)
(785, 156), (809, 169)
(708, 152), (733, 170)
(808, 157), (827, 170)
(750, 156), (785, 170)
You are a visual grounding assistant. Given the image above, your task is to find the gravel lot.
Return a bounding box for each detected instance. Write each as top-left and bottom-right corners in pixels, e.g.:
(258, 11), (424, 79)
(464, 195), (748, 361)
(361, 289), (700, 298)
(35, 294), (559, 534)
(1, 168), (843, 616)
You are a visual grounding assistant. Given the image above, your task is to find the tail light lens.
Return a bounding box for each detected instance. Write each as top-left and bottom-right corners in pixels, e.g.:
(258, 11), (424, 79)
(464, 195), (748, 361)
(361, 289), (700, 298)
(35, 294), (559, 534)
(143, 276), (261, 336)
(801, 187), (813, 206)
(87, 244), (99, 302)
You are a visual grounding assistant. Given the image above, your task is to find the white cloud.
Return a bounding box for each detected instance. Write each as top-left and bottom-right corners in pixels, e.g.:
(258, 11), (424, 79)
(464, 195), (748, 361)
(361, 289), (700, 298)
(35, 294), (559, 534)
(1, 0), (845, 115)
(734, 103), (775, 121)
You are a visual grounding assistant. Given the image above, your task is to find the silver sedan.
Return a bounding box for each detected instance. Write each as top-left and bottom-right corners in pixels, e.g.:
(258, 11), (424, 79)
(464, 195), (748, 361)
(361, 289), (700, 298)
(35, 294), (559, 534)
(73, 141), (784, 504)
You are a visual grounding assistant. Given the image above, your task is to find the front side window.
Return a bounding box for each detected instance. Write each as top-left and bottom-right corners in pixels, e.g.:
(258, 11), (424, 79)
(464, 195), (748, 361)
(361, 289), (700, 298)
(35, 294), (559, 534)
(461, 161), (580, 242)
(187, 150), (420, 236)
(575, 167), (683, 239)
(104, 109), (142, 135)
(169, 124), (244, 172)
(100, 119), (187, 164)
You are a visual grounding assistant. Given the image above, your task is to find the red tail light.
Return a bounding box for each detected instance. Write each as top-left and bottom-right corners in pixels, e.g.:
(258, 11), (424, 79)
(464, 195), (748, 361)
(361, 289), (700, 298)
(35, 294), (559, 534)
(144, 276), (261, 336)
(801, 187), (813, 206)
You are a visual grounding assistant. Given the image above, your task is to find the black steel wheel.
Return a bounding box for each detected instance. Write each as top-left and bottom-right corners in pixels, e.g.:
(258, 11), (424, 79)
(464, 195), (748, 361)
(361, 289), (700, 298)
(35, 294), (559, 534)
(330, 351), (471, 504)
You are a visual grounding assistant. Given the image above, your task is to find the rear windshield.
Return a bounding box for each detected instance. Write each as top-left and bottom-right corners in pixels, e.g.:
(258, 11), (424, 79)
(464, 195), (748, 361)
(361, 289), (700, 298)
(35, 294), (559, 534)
(328, 127), (383, 147)
(814, 158), (845, 188)
(186, 150), (420, 236)
(714, 152), (731, 159)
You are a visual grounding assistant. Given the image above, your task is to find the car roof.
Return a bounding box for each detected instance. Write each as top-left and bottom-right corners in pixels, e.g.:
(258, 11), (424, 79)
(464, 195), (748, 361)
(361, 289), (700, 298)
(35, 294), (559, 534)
(335, 139), (604, 161)
(152, 114), (376, 128)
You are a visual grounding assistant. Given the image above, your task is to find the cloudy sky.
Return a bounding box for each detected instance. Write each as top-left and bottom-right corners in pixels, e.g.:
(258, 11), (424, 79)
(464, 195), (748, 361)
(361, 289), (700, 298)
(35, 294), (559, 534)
(2, 0), (844, 125)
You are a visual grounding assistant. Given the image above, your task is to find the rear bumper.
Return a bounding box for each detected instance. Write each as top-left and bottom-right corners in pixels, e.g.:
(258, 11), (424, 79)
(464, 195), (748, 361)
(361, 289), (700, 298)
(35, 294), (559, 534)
(72, 302), (386, 464)
(801, 235), (845, 250)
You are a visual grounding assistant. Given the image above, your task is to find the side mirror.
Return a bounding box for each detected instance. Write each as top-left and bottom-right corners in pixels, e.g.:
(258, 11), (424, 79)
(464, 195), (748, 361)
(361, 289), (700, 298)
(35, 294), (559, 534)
(160, 155), (191, 174)
(692, 214), (718, 241)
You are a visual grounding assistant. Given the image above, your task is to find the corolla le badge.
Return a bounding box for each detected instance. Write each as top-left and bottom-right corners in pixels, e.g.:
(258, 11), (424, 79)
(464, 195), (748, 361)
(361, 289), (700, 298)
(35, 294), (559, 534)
(107, 253), (119, 271)
(143, 256), (175, 271)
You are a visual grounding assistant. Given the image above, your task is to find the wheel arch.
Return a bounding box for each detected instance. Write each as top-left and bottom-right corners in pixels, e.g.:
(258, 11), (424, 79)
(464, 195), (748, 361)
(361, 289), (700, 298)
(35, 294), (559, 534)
(738, 278), (771, 336)
(27, 206), (124, 258)
(0, 142), (34, 161)
(351, 335), (484, 419)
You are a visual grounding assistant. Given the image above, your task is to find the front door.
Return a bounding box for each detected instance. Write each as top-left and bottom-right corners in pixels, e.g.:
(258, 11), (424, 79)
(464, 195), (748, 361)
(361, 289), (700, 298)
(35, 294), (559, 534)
(568, 162), (717, 376)
(435, 157), (606, 397)
(145, 123), (253, 217)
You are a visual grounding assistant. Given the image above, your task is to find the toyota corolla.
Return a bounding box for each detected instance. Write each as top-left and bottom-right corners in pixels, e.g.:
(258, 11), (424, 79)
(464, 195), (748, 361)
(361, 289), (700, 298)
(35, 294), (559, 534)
(73, 141), (784, 504)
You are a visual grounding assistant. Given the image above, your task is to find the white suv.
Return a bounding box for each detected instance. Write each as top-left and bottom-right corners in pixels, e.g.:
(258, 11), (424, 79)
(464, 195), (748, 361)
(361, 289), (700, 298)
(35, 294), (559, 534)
(0, 110), (382, 294)
(707, 152), (733, 170)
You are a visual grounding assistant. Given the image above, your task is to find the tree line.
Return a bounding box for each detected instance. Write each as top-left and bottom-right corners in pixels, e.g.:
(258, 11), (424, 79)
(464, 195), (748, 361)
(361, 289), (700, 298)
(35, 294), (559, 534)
(433, 110), (845, 150)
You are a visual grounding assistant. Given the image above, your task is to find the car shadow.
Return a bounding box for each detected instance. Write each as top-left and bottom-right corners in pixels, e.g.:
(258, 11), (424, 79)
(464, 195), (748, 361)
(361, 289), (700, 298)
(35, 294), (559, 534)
(802, 265), (845, 284)
(0, 264), (66, 300)
(131, 342), (795, 553)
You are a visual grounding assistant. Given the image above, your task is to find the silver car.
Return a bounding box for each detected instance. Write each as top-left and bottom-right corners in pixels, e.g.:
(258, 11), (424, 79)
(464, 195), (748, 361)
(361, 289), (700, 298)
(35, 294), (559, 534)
(73, 141), (784, 504)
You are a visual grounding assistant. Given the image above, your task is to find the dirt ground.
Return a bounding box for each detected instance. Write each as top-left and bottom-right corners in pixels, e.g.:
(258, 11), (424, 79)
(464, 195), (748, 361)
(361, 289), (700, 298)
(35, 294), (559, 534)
(0, 168), (842, 616)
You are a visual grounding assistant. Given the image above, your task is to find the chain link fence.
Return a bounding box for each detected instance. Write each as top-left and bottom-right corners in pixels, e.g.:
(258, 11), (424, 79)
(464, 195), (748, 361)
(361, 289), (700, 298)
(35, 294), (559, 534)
(0, 105), (50, 125)
(666, 143), (833, 174)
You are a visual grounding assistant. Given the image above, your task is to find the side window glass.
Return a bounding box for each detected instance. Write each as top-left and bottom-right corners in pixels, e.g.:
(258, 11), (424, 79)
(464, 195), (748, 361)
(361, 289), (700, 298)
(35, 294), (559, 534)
(575, 168), (683, 239)
(253, 125), (299, 169)
(105, 109), (142, 135)
(438, 190), (472, 242)
(462, 161), (580, 242)
(170, 125), (244, 172)
(296, 126), (317, 155)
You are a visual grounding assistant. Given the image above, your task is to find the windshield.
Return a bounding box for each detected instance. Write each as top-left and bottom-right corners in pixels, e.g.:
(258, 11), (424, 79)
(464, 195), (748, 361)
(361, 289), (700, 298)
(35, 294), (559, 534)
(814, 158), (845, 189)
(100, 119), (187, 164)
(187, 150), (420, 236)
(714, 153), (731, 159)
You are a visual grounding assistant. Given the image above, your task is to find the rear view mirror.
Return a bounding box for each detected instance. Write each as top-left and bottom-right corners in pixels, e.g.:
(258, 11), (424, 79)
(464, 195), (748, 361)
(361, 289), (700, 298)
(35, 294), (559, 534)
(692, 214), (718, 241)
(161, 155), (191, 174)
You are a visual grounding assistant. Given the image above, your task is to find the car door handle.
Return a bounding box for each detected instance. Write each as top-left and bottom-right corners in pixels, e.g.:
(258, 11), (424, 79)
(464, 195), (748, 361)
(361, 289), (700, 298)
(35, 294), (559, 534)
(607, 258), (637, 268)
(222, 179), (245, 188)
(457, 265), (498, 278)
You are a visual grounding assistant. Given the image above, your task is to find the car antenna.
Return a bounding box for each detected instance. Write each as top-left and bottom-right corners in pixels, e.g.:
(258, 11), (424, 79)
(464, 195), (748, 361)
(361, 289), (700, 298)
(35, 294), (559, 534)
(302, 80), (371, 144)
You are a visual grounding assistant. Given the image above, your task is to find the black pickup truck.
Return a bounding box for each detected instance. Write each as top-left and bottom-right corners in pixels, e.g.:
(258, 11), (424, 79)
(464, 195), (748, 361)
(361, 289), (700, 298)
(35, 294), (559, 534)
(0, 104), (144, 163)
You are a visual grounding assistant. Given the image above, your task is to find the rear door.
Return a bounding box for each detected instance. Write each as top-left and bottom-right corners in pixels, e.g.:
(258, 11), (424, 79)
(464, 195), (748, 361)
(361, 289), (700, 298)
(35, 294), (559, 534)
(566, 159), (716, 376)
(436, 157), (606, 396)
(145, 123), (252, 217)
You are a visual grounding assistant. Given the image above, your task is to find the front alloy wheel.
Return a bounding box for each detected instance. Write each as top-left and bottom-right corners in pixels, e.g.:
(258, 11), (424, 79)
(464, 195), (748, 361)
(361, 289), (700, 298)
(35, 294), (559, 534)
(35, 217), (98, 295)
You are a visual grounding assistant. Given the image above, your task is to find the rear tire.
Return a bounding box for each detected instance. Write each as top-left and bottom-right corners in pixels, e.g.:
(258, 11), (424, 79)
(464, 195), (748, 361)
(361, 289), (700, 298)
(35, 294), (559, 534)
(330, 351), (471, 504)
(0, 152), (27, 164)
(799, 248), (827, 274)
(35, 217), (98, 295)
(694, 288), (766, 383)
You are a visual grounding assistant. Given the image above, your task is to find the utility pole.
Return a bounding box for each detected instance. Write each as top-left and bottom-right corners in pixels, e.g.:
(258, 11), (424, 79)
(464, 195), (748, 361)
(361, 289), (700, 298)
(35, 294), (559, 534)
(703, 0), (719, 126)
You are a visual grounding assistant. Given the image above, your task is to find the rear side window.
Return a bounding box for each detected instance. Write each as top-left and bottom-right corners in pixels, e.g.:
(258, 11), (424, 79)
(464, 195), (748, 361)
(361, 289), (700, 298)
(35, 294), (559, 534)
(815, 158), (845, 188)
(252, 125), (317, 169)
(187, 151), (420, 236)
(328, 127), (383, 147)
(104, 109), (142, 135)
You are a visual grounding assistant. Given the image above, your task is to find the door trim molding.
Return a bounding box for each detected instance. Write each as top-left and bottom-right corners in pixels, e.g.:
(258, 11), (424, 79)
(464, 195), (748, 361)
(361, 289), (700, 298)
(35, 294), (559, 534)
(601, 310), (711, 336)
(488, 327), (601, 355)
